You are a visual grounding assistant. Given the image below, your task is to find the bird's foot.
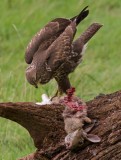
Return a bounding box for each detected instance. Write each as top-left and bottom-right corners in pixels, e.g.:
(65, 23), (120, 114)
(36, 92), (64, 105)
(50, 89), (64, 104)
(51, 96), (64, 104)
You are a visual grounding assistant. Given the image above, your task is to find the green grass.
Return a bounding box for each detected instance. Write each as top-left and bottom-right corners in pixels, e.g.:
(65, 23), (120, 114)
(0, 0), (121, 159)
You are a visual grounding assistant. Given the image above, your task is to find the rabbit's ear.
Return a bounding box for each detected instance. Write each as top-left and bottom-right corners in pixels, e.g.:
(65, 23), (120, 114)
(84, 124), (95, 133)
(84, 119), (97, 133)
(85, 134), (101, 143)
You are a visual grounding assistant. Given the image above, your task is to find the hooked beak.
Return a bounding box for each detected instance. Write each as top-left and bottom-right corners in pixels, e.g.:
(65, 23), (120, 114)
(34, 84), (38, 88)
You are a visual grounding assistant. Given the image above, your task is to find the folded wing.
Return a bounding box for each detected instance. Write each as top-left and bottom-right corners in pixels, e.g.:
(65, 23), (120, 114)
(25, 19), (71, 64)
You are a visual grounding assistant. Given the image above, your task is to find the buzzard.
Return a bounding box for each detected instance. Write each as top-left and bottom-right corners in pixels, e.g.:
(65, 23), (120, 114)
(25, 7), (89, 96)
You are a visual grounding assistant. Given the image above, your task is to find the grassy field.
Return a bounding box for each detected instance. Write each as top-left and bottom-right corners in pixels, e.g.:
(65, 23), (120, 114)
(0, 0), (121, 159)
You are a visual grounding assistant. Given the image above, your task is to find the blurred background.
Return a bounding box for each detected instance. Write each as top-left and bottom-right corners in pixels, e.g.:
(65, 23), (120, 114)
(0, 0), (121, 159)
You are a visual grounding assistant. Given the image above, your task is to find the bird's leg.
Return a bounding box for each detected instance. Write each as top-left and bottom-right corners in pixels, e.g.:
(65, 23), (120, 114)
(51, 76), (71, 103)
(50, 90), (59, 101)
(50, 86), (63, 102)
(56, 76), (71, 94)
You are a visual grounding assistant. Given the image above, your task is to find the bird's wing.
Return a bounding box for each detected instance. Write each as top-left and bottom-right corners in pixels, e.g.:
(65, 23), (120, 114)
(25, 6), (89, 64)
(25, 18), (71, 64)
(46, 21), (77, 72)
(71, 37), (85, 64)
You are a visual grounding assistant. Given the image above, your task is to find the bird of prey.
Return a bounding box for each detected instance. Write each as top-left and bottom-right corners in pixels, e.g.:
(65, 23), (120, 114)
(25, 6), (89, 96)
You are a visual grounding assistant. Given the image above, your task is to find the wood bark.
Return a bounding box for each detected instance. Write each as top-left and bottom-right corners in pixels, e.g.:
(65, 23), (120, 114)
(0, 90), (121, 160)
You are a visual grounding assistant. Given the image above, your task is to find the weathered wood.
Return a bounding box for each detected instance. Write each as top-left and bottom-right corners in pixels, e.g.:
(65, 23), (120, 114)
(0, 102), (65, 149)
(0, 90), (121, 160)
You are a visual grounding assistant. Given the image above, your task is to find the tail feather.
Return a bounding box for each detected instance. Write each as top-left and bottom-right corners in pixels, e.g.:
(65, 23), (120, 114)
(71, 6), (89, 25)
(78, 23), (103, 44)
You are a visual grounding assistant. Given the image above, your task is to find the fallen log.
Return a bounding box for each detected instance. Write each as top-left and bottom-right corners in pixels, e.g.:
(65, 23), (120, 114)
(0, 90), (121, 159)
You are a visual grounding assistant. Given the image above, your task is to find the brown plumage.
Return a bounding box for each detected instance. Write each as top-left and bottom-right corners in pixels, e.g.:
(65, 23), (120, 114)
(25, 6), (90, 95)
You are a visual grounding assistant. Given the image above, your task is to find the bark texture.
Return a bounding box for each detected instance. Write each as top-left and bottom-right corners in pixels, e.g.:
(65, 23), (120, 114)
(0, 90), (121, 160)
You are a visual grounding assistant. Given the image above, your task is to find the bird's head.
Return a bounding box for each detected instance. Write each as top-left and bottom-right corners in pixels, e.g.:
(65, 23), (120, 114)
(26, 64), (38, 88)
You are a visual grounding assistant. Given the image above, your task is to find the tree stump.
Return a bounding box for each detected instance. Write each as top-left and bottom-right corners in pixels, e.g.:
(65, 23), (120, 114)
(0, 90), (121, 160)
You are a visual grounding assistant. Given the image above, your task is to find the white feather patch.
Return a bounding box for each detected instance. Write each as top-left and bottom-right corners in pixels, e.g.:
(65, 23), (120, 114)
(36, 94), (52, 105)
(81, 43), (88, 55)
(77, 43), (88, 65)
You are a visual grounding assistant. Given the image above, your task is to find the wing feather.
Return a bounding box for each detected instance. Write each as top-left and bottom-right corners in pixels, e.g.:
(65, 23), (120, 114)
(46, 21), (77, 71)
(25, 19), (71, 64)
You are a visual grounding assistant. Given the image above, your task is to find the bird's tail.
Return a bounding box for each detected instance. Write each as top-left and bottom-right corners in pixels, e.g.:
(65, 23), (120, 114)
(79, 23), (103, 44)
(72, 23), (103, 57)
(71, 6), (89, 25)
